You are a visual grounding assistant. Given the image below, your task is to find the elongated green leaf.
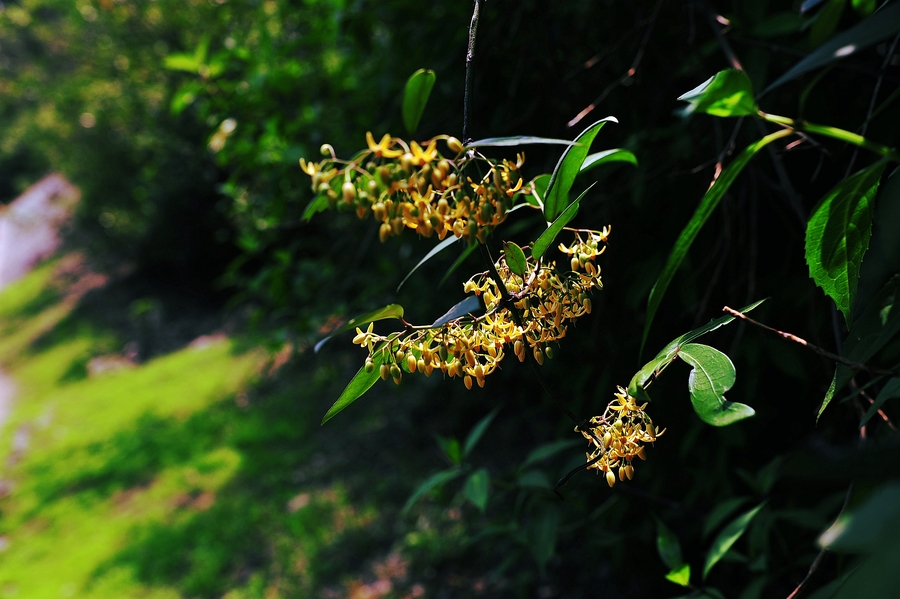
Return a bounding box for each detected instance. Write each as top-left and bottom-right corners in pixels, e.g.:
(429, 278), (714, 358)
(314, 304), (405, 352)
(704, 497), (752, 538)
(463, 406), (502, 458)
(704, 503), (766, 580)
(805, 162), (886, 327)
(544, 117), (617, 221)
(810, 0), (846, 49)
(163, 53), (201, 73)
(465, 136), (579, 148)
(398, 235), (461, 291)
(678, 69), (759, 117)
(532, 183), (596, 260)
(580, 148), (638, 172)
(763, 2), (900, 94)
(655, 516), (684, 570)
(530, 173), (551, 207)
(439, 242), (478, 287)
(679, 344), (755, 426)
(519, 439), (581, 471)
(402, 468), (464, 516)
(862, 377), (900, 426)
(628, 300), (766, 397)
(463, 469), (490, 512)
(430, 295), (483, 327)
(642, 130), (792, 352)
(504, 241), (528, 278)
(528, 507), (560, 571)
(402, 69), (435, 136)
(321, 351), (385, 425)
(302, 194), (329, 221)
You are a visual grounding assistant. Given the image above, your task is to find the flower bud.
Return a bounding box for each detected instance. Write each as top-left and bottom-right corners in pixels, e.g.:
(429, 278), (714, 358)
(446, 137), (464, 154)
(625, 464), (634, 480)
(342, 181), (356, 203)
(417, 358), (426, 374)
(379, 223), (392, 242)
(606, 471), (616, 487)
(545, 346), (554, 360)
(464, 375), (473, 390)
(379, 364), (390, 381)
(364, 357), (375, 373)
(533, 346), (544, 365)
(618, 466), (627, 481)
(407, 354), (418, 373)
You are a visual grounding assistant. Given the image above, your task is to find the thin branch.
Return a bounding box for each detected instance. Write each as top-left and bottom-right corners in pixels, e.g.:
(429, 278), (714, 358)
(845, 31), (900, 177)
(463, 0), (483, 145)
(567, 0), (664, 128)
(723, 306), (900, 377)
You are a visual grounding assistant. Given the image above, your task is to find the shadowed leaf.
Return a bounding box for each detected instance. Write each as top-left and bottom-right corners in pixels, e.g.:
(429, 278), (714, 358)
(532, 183), (596, 260)
(314, 304), (405, 352)
(321, 351), (386, 425)
(463, 469), (490, 512)
(504, 241), (528, 277)
(704, 503), (766, 579)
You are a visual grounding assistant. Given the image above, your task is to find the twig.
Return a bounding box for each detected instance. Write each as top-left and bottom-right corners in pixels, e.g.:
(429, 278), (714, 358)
(463, 0), (483, 145)
(567, 0), (664, 128)
(845, 31), (900, 178)
(723, 307), (900, 377)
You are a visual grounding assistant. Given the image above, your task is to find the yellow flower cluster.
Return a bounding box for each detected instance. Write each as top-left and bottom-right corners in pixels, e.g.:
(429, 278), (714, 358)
(351, 233), (607, 389)
(578, 387), (665, 487)
(300, 133), (529, 244)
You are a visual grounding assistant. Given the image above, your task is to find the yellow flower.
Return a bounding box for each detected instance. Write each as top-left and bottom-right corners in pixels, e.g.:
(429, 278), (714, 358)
(410, 139), (438, 165)
(366, 132), (404, 159)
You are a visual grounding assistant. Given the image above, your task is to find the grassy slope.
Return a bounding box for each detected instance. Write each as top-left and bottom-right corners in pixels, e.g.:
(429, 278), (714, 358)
(0, 262), (425, 599)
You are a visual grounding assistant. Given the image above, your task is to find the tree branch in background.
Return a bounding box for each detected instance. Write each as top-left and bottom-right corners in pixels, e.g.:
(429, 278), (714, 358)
(723, 306), (900, 377)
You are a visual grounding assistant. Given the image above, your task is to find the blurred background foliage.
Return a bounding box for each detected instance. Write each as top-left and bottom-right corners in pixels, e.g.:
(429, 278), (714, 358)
(0, 0), (899, 597)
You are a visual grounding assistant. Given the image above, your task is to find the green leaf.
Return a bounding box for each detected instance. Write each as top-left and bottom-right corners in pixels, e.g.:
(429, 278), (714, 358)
(301, 194), (329, 221)
(465, 136), (579, 148)
(544, 117), (617, 221)
(834, 275), (900, 391)
(704, 497), (752, 538)
(439, 243), (478, 287)
(527, 507), (560, 571)
(321, 351), (385, 425)
(314, 304), (405, 352)
(642, 130), (791, 352)
(436, 436), (462, 466)
(463, 405), (501, 458)
(704, 503), (766, 580)
(819, 483), (900, 553)
(532, 183), (596, 260)
(655, 516), (684, 570)
(629, 300), (766, 397)
(163, 53), (201, 73)
(530, 173), (551, 208)
(818, 370), (838, 421)
(397, 235), (461, 291)
(463, 468), (490, 512)
(677, 69), (759, 117)
(763, 2), (900, 94)
(519, 439), (581, 470)
(679, 344), (755, 426)
(401, 469), (464, 516)
(665, 564), (692, 587)
(504, 241), (528, 278)
(805, 162), (886, 327)
(402, 69), (435, 136)
(862, 377), (900, 426)
(517, 470), (552, 489)
(852, 0), (876, 16)
(856, 167), (900, 315)
(810, 0), (846, 49)
(580, 148), (638, 172)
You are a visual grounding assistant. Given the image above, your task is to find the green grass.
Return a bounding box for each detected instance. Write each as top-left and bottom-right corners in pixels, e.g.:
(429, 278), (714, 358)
(0, 261), (431, 598)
